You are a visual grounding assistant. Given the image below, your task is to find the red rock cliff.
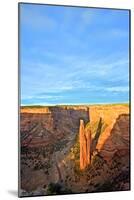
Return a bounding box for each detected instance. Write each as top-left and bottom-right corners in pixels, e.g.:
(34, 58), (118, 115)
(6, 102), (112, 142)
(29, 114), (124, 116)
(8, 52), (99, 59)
(79, 120), (91, 170)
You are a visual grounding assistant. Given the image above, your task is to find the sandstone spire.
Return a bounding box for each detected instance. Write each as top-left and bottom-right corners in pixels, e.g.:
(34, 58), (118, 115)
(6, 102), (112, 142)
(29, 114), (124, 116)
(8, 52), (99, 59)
(85, 128), (91, 165)
(79, 120), (87, 170)
(79, 119), (91, 170)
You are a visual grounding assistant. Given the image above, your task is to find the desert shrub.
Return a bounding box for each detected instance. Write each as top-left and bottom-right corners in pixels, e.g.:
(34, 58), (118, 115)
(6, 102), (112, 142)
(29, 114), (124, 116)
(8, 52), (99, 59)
(47, 183), (62, 194)
(73, 142), (80, 160)
(70, 133), (80, 160)
(21, 146), (29, 154)
(91, 153), (104, 168)
(47, 182), (72, 195)
(74, 161), (84, 176)
(96, 181), (114, 192)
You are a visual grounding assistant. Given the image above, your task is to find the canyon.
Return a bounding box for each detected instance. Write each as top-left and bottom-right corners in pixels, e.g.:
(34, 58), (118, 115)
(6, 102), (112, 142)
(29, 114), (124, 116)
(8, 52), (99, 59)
(19, 104), (130, 196)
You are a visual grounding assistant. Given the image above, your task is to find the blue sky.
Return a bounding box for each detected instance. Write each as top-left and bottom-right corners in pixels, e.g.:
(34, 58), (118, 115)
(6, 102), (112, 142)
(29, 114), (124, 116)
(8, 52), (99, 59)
(20, 4), (129, 105)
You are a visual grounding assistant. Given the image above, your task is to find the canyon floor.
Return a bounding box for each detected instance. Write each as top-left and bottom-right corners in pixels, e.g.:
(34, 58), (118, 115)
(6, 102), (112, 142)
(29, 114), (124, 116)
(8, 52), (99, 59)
(19, 104), (130, 197)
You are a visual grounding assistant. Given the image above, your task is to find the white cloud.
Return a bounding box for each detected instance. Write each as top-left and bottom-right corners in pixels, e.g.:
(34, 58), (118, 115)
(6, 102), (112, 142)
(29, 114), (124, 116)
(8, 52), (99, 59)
(21, 53), (129, 97)
(105, 86), (129, 92)
(22, 94), (63, 101)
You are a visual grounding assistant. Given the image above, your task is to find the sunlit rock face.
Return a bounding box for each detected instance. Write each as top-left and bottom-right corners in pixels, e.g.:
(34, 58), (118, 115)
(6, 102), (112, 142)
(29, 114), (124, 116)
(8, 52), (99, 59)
(97, 114), (130, 164)
(79, 120), (91, 170)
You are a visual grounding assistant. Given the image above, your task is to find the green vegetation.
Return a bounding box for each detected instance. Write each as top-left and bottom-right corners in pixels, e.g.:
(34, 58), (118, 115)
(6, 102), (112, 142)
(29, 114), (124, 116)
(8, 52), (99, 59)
(89, 103), (129, 106)
(70, 133), (80, 160)
(69, 133), (82, 175)
(21, 103), (129, 109)
(47, 183), (62, 195)
(47, 182), (72, 195)
(95, 181), (114, 192)
(91, 154), (104, 166)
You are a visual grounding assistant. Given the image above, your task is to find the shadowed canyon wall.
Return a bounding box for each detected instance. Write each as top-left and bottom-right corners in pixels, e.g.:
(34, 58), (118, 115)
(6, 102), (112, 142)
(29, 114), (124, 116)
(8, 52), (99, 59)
(21, 106), (90, 148)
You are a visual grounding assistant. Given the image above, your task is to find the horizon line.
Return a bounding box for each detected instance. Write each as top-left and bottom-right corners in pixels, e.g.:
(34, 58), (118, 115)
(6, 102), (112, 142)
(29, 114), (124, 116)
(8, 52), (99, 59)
(20, 102), (129, 107)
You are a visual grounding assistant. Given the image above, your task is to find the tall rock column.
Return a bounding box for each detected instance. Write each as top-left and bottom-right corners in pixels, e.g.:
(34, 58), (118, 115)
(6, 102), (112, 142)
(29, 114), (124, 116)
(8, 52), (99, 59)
(79, 119), (91, 170)
(79, 120), (87, 170)
(86, 128), (91, 165)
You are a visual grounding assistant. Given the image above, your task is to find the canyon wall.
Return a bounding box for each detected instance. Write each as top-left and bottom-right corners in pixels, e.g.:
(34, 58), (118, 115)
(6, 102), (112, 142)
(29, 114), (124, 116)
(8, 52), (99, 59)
(20, 106), (90, 148)
(97, 114), (130, 163)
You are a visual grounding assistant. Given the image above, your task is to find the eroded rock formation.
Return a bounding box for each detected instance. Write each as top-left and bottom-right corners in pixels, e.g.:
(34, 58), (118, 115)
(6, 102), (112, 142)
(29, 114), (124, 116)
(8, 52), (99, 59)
(79, 120), (91, 170)
(20, 104), (129, 195)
